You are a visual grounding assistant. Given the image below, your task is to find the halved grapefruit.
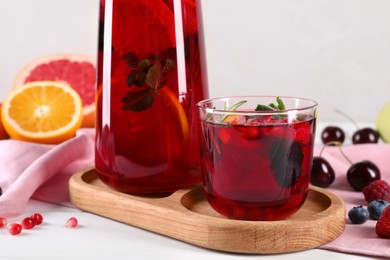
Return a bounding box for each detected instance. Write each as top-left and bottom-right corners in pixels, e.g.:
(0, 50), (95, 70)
(12, 54), (96, 128)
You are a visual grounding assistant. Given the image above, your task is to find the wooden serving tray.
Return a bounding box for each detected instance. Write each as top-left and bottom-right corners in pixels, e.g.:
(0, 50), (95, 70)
(69, 169), (345, 254)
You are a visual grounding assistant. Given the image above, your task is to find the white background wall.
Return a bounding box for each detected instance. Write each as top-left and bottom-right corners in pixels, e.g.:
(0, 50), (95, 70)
(0, 0), (389, 123)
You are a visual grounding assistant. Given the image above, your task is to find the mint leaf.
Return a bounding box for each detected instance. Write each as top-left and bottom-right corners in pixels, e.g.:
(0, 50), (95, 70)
(255, 104), (274, 111)
(268, 103), (278, 110)
(255, 97), (286, 119)
(123, 52), (139, 67)
(122, 53), (174, 112)
(122, 88), (154, 112)
(276, 97), (285, 110)
(138, 59), (151, 70)
(145, 60), (163, 90)
(127, 70), (147, 87)
(145, 59), (174, 90)
(256, 97), (285, 112)
(164, 59), (174, 70)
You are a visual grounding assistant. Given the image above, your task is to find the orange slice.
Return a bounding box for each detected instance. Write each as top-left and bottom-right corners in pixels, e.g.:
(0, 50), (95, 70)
(107, 85), (189, 165)
(1, 81), (83, 144)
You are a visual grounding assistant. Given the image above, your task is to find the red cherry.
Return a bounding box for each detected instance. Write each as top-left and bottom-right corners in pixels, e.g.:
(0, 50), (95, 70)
(347, 160), (381, 191)
(352, 128), (379, 144)
(310, 157), (335, 188)
(333, 109), (379, 144)
(321, 126), (345, 145)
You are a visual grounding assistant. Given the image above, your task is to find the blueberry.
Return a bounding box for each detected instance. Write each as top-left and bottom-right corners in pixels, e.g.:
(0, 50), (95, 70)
(367, 200), (389, 220)
(348, 205), (369, 224)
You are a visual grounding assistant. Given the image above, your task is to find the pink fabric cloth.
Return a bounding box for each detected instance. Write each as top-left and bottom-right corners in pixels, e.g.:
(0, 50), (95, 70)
(315, 143), (390, 258)
(0, 130), (389, 257)
(0, 128), (94, 217)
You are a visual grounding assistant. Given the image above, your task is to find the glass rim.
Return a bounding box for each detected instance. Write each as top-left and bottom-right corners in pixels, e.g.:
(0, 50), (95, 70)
(197, 95), (318, 116)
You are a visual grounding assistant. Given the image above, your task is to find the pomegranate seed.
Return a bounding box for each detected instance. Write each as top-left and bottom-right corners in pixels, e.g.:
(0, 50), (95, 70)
(21, 217), (35, 230)
(8, 223), (22, 235)
(0, 217), (7, 228)
(31, 213), (43, 225)
(65, 217), (78, 228)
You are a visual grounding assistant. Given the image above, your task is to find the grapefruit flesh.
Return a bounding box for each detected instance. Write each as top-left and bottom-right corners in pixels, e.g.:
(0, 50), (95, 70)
(13, 54), (96, 128)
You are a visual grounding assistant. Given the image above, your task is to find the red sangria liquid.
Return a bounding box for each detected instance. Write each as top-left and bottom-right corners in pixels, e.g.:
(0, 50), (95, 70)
(198, 97), (317, 220)
(95, 0), (209, 195)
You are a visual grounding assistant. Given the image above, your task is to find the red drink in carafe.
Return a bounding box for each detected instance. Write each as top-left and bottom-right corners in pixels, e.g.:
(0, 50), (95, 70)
(95, 0), (209, 194)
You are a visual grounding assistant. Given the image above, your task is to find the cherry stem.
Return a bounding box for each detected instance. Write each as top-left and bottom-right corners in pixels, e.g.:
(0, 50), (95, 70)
(319, 141), (353, 165)
(334, 109), (359, 129)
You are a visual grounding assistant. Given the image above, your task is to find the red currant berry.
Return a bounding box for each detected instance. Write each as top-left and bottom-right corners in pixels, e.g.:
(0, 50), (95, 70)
(8, 223), (22, 236)
(21, 217), (35, 230)
(31, 213), (43, 225)
(65, 217), (78, 228)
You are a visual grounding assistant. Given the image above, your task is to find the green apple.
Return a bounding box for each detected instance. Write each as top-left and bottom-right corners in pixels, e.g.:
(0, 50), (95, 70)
(376, 101), (390, 143)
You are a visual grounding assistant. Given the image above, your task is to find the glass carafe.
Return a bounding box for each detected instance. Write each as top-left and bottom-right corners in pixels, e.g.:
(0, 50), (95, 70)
(95, 0), (209, 195)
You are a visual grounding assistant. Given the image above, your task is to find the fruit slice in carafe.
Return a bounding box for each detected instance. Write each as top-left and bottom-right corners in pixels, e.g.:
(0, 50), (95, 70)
(112, 0), (176, 55)
(115, 86), (189, 166)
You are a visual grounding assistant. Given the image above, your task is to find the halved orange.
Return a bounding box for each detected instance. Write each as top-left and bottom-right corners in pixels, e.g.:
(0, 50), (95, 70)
(1, 81), (83, 144)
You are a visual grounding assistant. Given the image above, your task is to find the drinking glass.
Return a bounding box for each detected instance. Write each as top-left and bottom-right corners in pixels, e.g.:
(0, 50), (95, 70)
(197, 96), (317, 220)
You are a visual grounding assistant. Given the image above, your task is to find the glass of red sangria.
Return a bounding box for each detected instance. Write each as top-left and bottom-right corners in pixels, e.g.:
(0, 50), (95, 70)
(197, 96), (318, 220)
